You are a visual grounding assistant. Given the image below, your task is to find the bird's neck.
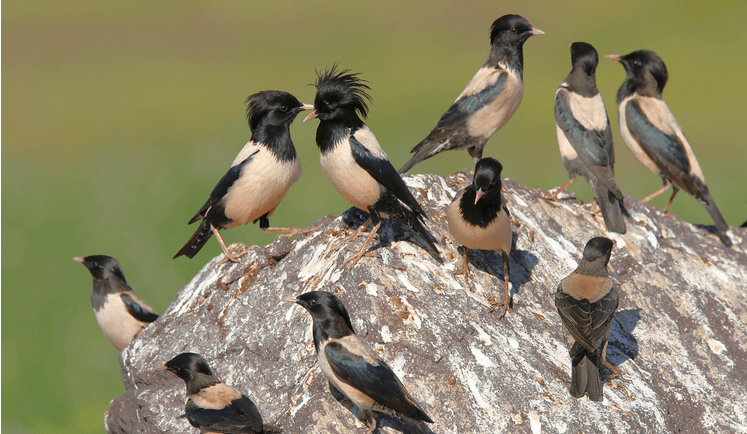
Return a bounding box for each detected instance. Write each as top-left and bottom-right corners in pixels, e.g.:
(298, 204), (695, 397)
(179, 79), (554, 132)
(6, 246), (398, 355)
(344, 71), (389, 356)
(312, 317), (354, 353)
(565, 70), (598, 98)
(185, 373), (220, 396)
(251, 124), (297, 162)
(459, 188), (504, 228)
(316, 118), (363, 154)
(574, 260), (609, 278)
(486, 43), (523, 78)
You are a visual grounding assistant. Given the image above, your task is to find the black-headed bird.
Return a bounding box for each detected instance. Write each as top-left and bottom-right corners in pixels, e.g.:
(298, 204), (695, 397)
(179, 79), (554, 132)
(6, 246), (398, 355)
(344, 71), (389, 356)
(73, 255), (158, 351)
(555, 237), (619, 401)
(159, 352), (282, 433)
(551, 41), (626, 234)
(399, 14), (544, 173)
(284, 291), (433, 434)
(445, 158), (513, 315)
(304, 66), (439, 268)
(607, 50), (730, 246)
(175, 90), (313, 262)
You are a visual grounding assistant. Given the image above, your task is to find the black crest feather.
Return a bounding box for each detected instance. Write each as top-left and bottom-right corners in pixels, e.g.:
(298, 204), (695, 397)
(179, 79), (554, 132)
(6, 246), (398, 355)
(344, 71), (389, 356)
(312, 65), (371, 119)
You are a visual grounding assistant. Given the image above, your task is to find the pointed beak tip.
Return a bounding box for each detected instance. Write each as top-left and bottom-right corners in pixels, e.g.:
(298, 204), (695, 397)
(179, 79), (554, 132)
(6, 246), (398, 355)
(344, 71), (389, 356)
(531, 27), (545, 36)
(474, 190), (484, 205)
(605, 54), (621, 62)
(281, 295), (298, 304)
(156, 363), (168, 371)
(303, 111), (317, 123)
(567, 41), (574, 47)
(72, 256), (85, 264)
(301, 103), (314, 111)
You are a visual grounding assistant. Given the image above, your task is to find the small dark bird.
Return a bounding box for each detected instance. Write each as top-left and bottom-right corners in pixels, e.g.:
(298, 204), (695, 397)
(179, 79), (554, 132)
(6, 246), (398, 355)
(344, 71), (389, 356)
(73, 255), (159, 351)
(607, 50), (731, 246)
(304, 66), (439, 268)
(399, 14), (544, 173)
(284, 291), (433, 434)
(159, 352), (282, 434)
(445, 158), (513, 315)
(551, 42), (626, 234)
(174, 90), (314, 262)
(555, 237), (619, 401)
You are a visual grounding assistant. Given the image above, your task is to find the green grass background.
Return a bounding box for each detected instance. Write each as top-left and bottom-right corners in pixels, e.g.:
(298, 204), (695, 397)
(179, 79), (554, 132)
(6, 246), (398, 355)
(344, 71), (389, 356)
(3, 1), (746, 432)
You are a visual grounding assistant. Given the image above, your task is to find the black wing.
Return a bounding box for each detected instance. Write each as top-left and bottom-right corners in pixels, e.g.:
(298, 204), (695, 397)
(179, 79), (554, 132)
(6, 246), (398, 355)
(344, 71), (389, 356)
(188, 149), (259, 224)
(325, 342), (432, 423)
(349, 135), (426, 218)
(555, 89), (620, 196)
(555, 285), (618, 354)
(120, 292), (158, 323)
(185, 395), (264, 434)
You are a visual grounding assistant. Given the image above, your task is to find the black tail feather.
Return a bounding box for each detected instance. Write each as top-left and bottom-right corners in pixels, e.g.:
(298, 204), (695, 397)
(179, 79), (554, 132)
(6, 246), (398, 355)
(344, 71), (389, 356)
(571, 349), (602, 401)
(174, 220), (214, 259)
(592, 181), (626, 234)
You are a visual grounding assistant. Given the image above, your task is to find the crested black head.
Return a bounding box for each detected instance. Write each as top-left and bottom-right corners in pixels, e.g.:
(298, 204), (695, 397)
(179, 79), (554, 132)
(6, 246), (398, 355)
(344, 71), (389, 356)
(487, 15), (543, 74)
(570, 42), (599, 77)
(311, 66), (371, 124)
(73, 255), (128, 289)
(162, 352), (219, 394)
(610, 50), (668, 99)
(564, 42), (599, 97)
(286, 291), (355, 352)
(245, 90), (308, 132)
(473, 157), (504, 200)
(576, 237), (614, 276)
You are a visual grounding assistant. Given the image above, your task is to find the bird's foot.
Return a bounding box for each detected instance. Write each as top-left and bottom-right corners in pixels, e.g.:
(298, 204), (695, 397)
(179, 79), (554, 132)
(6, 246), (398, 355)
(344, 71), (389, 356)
(264, 222), (325, 240)
(453, 260), (473, 286)
(345, 218), (373, 243)
(510, 216), (521, 227)
(339, 246), (380, 270)
(602, 360), (626, 382)
(537, 188), (562, 201)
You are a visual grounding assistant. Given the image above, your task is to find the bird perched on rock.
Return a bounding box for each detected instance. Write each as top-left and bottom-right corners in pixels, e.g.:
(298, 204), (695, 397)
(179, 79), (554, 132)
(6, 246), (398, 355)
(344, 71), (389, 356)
(283, 291), (433, 434)
(550, 41), (626, 234)
(399, 14), (544, 173)
(445, 158), (513, 315)
(555, 237), (619, 401)
(304, 66), (439, 268)
(159, 352), (282, 433)
(73, 255), (158, 351)
(607, 50), (731, 246)
(174, 90), (314, 262)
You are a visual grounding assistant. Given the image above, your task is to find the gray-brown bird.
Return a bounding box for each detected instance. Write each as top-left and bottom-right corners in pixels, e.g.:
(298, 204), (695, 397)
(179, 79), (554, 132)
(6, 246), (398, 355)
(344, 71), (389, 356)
(159, 352), (282, 433)
(554, 237), (619, 401)
(445, 158), (513, 316)
(552, 42), (626, 234)
(284, 291), (433, 434)
(607, 50), (730, 246)
(74, 255), (158, 351)
(399, 14), (544, 173)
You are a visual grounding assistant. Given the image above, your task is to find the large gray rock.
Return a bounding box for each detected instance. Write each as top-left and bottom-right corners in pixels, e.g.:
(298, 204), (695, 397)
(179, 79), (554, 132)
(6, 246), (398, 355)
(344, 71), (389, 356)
(107, 172), (747, 434)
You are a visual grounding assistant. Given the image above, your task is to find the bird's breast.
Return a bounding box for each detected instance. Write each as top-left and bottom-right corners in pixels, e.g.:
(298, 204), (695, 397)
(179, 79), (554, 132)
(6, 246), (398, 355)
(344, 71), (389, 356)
(618, 95), (662, 176)
(466, 69), (523, 138)
(317, 338), (377, 411)
(93, 293), (147, 351)
(564, 90), (608, 132)
(190, 383), (242, 410)
(222, 152), (302, 227)
(445, 195), (512, 252)
(320, 139), (383, 210)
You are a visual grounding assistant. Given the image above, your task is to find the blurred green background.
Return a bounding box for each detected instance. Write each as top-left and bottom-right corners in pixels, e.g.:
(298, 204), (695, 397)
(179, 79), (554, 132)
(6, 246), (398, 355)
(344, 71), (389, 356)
(3, 0), (746, 432)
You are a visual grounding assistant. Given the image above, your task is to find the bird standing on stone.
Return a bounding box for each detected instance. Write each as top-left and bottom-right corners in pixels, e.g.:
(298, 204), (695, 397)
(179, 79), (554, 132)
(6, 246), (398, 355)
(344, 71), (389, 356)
(283, 291), (433, 434)
(159, 352), (282, 433)
(174, 90), (314, 262)
(551, 41), (626, 234)
(555, 237), (619, 401)
(304, 66), (439, 268)
(73, 255), (159, 351)
(445, 158), (513, 315)
(399, 14), (544, 173)
(607, 50), (731, 246)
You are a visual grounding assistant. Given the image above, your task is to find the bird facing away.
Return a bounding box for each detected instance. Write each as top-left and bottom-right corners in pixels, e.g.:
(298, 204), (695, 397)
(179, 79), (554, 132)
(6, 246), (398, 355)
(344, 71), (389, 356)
(445, 158), (513, 316)
(399, 14), (544, 173)
(174, 90), (314, 262)
(607, 50), (731, 246)
(283, 291), (433, 434)
(159, 352), (282, 434)
(73, 255), (159, 351)
(554, 237), (619, 401)
(550, 41), (626, 234)
(304, 66), (439, 268)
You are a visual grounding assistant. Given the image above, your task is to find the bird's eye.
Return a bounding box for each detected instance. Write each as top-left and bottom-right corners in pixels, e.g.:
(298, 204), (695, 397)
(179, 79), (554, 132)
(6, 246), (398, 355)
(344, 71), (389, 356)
(632, 60), (640, 66)
(309, 299), (316, 305)
(511, 28), (518, 34)
(279, 106), (289, 113)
